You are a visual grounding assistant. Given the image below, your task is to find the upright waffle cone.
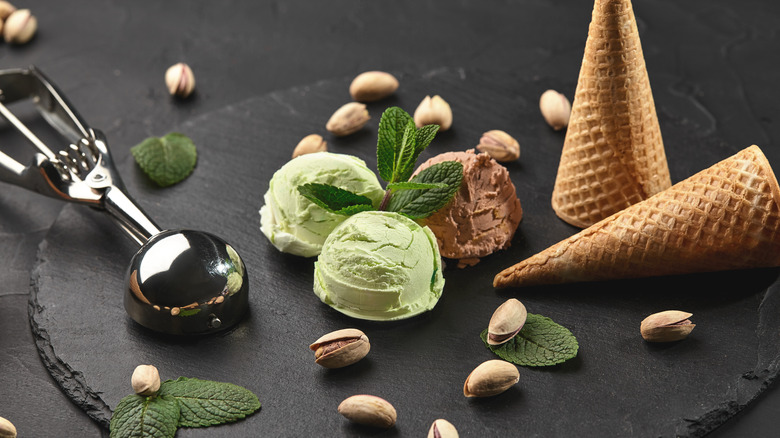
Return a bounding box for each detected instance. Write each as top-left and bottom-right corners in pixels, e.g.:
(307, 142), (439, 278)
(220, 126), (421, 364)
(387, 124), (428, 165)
(552, 0), (671, 228)
(496, 146), (780, 288)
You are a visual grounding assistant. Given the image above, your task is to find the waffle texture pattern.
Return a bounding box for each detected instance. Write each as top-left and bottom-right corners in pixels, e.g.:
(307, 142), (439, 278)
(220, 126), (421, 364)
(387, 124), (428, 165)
(497, 146), (780, 287)
(551, 0), (671, 228)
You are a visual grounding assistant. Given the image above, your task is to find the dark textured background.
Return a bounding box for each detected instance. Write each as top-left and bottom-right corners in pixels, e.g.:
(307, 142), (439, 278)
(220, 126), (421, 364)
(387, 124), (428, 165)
(2, 0), (780, 436)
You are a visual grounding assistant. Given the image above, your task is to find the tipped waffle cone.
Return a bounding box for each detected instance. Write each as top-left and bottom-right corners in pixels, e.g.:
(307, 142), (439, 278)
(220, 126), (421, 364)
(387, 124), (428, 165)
(496, 146), (780, 288)
(551, 0), (671, 228)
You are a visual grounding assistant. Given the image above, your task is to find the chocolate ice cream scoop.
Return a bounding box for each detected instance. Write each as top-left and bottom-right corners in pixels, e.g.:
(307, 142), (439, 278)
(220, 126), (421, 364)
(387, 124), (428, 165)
(414, 149), (523, 268)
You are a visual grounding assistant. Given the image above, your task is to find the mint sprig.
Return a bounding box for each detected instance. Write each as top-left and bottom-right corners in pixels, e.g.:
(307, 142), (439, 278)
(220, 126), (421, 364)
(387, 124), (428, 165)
(110, 394), (180, 438)
(158, 377), (262, 427)
(387, 161), (463, 219)
(131, 132), (198, 187)
(378, 107), (440, 184)
(386, 181), (448, 192)
(300, 106), (461, 219)
(480, 313), (579, 367)
(298, 183), (375, 216)
(110, 374), (261, 437)
(377, 106), (414, 182)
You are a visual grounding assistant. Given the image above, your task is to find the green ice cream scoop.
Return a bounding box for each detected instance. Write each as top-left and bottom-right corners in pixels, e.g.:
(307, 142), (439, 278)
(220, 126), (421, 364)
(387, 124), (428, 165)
(314, 211), (445, 321)
(259, 152), (384, 257)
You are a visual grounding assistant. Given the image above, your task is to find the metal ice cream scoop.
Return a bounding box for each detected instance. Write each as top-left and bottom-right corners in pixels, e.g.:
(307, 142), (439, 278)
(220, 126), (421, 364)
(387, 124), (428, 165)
(0, 66), (248, 335)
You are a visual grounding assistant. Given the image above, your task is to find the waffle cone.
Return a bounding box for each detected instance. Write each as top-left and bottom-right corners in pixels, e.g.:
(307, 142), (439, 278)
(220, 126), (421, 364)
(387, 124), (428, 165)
(496, 146), (780, 288)
(551, 0), (671, 228)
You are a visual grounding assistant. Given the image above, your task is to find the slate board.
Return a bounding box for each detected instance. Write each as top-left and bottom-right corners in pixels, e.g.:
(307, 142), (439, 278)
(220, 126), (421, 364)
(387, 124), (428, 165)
(29, 69), (780, 437)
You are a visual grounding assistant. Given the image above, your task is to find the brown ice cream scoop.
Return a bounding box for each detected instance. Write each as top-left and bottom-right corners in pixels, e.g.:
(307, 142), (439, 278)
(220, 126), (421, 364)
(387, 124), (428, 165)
(414, 149), (523, 268)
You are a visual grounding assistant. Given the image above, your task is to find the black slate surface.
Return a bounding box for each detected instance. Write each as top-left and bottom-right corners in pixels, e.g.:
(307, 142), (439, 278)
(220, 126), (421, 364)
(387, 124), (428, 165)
(28, 69), (780, 436)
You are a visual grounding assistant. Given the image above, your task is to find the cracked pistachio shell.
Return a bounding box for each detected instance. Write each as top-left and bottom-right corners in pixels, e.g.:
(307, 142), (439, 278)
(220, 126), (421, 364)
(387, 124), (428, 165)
(539, 89), (571, 131)
(0, 417), (16, 438)
(428, 418), (459, 438)
(165, 62), (196, 98)
(3, 9), (36, 44)
(414, 95), (452, 131)
(338, 394), (397, 428)
(326, 102), (370, 136)
(487, 298), (527, 345)
(131, 364), (161, 396)
(476, 130), (520, 162)
(309, 328), (370, 368)
(292, 134), (327, 158)
(640, 310), (695, 343)
(463, 360), (519, 397)
(349, 71), (399, 102)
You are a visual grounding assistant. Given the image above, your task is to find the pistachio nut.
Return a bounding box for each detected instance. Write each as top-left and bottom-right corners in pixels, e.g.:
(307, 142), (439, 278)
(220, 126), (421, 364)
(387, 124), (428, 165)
(487, 298), (527, 345)
(131, 364), (161, 396)
(292, 134), (327, 158)
(0, 2), (16, 21)
(463, 360), (519, 398)
(0, 416), (16, 438)
(326, 102), (370, 136)
(477, 130), (520, 162)
(349, 71), (399, 102)
(165, 62), (196, 98)
(539, 89), (571, 131)
(428, 418), (459, 438)
(338, 394), (397, 428)
(3, 9), (36, 45)
(309, 328), (370, 368)
(640, 310), (695, 342)
(413, 95), (452, 131)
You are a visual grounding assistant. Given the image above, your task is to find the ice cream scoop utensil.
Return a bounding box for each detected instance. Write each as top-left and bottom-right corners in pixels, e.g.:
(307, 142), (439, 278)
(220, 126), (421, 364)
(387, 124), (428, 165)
(0, 66), (248, 335)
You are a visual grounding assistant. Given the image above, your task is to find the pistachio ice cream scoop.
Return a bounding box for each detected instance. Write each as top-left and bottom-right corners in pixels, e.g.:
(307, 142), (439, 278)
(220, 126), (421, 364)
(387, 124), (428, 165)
(314, 211), (445, 321)
(259, 152), (384, 257)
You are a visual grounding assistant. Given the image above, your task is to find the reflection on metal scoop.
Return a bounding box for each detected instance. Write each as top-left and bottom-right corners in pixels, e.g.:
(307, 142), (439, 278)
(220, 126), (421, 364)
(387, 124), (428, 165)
(0, 66), (249, 335)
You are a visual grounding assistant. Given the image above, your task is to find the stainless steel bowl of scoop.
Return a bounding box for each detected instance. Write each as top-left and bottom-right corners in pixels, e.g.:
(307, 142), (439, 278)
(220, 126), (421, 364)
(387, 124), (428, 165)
(0, 66), (249, 335)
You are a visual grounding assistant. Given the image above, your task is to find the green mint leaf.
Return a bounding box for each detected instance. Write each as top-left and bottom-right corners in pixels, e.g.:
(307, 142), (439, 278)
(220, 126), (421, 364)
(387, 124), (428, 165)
(376, 107), (413, 183)
(386, 181), (448, 192)
(414, 124), (439, 155)
(297, 183), (375, 216)
(110, 394), (180, 438)
(179, 308), (202, 316)
(392, 120), (418, 182)
(386, 160), (463, 219)
(131, 132), (197, 187)
(158, 377), (261, 428)
(480, 313), (579, 367)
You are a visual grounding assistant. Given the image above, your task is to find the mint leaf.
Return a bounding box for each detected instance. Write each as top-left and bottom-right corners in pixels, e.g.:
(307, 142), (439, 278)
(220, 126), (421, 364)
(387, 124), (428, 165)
(414, 124), (439, 155)
(386, 182), (448, 192)
(376, 107), (413, 183)
(393, 120), (418, 182)
(297, 183), (375, 216)
(386, 160), (463, 219)
(179, 308), (202, 316)
(480, 313), (579, 367)
(158, 377), (261, 428)
(110, 394), (180, 438)
(131, 132), (197, 187)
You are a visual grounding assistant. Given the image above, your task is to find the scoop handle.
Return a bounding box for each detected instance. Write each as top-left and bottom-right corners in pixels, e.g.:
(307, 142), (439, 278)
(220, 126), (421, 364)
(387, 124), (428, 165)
(103, 187), (161, 245)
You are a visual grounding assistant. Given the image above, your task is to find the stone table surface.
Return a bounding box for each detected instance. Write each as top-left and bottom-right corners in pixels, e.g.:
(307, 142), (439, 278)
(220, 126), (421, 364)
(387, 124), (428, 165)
(1, 1), (780, 437)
